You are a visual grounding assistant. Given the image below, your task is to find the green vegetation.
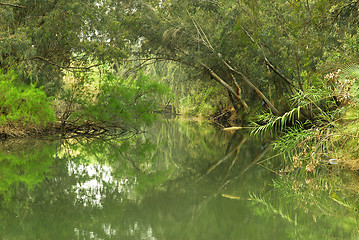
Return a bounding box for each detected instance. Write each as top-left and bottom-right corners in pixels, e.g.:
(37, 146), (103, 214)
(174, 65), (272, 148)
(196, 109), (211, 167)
(1, 120), (358, 239)
(0, 1), (358, 167)
(252, 65), (359, 172)
(0, 0), (172, 137)
(0, 139), (56, 204)
(0, 70), (55, 136)
(2, 1), (359, 237)
(59, 71), (170, 131)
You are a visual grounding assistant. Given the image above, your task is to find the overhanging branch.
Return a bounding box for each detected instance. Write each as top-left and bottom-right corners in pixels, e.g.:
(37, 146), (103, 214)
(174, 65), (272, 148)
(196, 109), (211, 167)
(241, 27), (298, 91)
(187, 17), (280, 115)
(222, 61), (280, 115)
(28, 56), (101, 70)
(122, 56), (200, 70)
(200, 63), (242, 101)
(0, 2), (26, 8)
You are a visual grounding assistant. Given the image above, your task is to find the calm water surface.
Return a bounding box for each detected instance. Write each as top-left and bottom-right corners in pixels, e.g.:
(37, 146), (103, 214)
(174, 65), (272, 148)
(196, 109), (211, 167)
(0, 118), (358, 239)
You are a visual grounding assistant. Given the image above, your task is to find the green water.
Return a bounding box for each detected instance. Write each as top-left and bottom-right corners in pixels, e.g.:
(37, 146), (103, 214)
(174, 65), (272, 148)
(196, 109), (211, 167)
(0, 118), (358, 239)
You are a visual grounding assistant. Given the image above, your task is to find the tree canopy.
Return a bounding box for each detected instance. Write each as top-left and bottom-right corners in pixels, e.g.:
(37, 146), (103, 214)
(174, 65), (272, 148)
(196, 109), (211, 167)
(105, 0), (358, 115)
(0, 0), (358, 132)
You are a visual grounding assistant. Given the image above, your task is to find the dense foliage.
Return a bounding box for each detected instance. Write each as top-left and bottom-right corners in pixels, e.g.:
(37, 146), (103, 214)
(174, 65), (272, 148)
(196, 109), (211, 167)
(66, 72), (171, 129)
(0, 0), (358, 148)
(0, 0), (126, 91)
(0, 71), (55, 134)
(107, 0), (358, 116)
(1, 1), (359, 238)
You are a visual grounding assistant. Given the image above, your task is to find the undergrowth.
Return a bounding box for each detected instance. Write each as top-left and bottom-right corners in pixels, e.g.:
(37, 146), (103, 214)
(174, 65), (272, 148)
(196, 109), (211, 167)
(0, 70), (56, 136)
(252, 64), (359, 172)
(58, 70), (171, 131)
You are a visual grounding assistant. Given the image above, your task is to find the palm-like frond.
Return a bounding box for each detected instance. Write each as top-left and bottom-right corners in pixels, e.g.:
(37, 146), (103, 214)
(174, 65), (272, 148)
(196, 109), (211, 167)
(251, 106), (302, 137)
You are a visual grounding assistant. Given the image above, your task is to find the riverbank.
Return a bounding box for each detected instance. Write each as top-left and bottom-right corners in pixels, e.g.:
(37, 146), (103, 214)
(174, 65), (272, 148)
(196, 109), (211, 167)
(0, 120), (128, 141)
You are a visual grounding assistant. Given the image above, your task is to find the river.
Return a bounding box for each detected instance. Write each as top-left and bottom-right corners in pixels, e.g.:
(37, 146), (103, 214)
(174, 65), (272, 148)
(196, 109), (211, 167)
(0, 117), (358, 239)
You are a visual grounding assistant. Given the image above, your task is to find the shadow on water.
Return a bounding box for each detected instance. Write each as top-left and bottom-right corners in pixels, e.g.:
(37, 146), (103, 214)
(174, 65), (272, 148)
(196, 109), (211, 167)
(0, 117), (358, 239)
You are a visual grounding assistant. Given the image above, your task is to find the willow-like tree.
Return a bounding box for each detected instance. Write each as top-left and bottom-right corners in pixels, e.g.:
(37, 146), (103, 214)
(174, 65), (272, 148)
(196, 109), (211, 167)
(108, 0), (358, 116)
(1, 0), (358, 117)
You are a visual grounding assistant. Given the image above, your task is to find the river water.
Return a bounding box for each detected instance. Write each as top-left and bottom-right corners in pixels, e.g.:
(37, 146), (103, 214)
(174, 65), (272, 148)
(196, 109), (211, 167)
(0, 118), (358, 239)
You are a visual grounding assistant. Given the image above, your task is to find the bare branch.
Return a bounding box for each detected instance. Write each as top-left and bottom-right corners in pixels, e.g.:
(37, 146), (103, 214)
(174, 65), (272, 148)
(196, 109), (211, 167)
(222, 60), (280, 115)
(187, 10), (215, 52)
(185, 17), (280, 114)
(200, 62), (243, 102)
(263, 57), (297, 90)
(0, 2), (26, 8)
(241, 27), (298, 91)
(231, 73), (249, 110)
(122, 56), (200, 70)
(28, 56), (101, 70)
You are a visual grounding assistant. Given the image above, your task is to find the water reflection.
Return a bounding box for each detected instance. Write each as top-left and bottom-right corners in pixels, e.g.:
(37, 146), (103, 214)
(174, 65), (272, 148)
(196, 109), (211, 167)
(68, 162), (133, 207)
(0, 118), (358, 239)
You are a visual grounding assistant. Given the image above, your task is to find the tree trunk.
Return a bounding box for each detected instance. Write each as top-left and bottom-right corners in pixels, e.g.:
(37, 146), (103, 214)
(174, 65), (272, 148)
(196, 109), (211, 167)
(222, 61), (281, 116)
(227, 90), (240, 113)
(201, 63), (242, 101)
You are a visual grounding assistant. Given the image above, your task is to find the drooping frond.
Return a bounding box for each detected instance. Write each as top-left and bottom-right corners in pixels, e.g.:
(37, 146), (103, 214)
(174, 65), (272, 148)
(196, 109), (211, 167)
(251, 106), (302, 137)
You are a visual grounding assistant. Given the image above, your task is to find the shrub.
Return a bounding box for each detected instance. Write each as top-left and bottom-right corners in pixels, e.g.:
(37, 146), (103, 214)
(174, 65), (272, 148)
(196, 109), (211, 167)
(68, 72), (171, 129)
(0, 71), (56, 128)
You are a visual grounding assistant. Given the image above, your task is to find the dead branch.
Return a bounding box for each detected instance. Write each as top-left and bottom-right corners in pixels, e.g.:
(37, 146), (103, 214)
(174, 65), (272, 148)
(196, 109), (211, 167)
(231, 73), (249, 110)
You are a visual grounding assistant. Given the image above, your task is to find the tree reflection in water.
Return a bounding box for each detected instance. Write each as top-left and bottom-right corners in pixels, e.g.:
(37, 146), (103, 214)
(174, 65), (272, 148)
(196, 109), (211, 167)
(0, 118), (358, 239)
